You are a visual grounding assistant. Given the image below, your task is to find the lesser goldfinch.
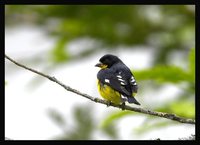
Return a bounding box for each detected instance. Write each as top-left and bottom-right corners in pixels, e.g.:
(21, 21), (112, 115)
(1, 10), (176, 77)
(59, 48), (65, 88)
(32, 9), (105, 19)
(95, 54), (140, 105)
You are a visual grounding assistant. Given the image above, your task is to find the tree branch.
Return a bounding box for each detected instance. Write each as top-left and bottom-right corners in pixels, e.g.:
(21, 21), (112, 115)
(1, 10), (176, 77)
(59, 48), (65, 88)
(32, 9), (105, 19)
(5, 54), (195, 125)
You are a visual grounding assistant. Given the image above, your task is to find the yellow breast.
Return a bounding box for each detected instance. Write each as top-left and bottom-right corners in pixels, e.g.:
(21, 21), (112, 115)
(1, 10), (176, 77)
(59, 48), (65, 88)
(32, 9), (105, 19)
(97, 80), (121, 104)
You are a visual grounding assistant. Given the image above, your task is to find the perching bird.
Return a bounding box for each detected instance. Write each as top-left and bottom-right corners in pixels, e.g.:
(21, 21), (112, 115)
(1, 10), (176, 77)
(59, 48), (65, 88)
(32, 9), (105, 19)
(95, 54), (140, 105)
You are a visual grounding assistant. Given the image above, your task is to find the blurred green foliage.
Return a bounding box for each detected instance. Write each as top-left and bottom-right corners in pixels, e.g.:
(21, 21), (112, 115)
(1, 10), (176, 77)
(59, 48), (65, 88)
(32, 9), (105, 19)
(157, 100), (195, 118)
(48, 105), (94, 139)
(5, 5), (195, 139)
(135, 48), (195, 84)
(134, 65), (191, 83)
(100, 110), (133, 128)
(134, 119), (172, 135)
(48, 104), (118, 139)
(5, 5), (195, 64)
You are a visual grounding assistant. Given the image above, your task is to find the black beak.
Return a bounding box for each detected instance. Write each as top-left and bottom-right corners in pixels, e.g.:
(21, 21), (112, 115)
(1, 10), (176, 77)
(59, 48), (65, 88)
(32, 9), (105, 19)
(95, 62), (103, 67)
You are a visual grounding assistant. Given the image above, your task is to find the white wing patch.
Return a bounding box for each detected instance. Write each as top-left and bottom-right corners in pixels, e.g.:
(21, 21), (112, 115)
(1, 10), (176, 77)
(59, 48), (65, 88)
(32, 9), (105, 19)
(105, 79), (110, 83)
(117, 75), (127, 85)
(120, 82), (126, 85)
(130, 76), (137, 85)
(118, 78), (126, 82)
(116, 75), (122, 78)
(130, 76), (135, 82)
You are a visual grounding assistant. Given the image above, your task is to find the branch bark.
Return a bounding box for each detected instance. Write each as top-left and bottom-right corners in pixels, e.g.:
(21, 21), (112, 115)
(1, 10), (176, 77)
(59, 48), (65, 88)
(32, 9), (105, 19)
(5, 54), (195, 125)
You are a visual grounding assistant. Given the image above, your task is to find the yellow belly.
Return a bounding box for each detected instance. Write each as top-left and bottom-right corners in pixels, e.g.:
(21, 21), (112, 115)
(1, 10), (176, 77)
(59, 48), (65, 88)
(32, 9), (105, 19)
(97, 80), (121, 104)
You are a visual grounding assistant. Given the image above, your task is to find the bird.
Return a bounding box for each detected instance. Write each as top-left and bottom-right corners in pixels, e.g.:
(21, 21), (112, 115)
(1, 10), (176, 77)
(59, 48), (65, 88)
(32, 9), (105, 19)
(95, 54), (140, 106)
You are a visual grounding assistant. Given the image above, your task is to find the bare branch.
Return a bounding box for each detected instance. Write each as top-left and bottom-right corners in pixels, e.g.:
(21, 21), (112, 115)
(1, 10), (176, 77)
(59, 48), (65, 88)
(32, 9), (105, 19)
(5, 54), (195, 124)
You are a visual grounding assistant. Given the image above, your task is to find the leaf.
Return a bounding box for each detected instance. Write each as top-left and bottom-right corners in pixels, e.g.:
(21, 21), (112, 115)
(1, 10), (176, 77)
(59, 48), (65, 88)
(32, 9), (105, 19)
(101, 124), (118, 139)
(188, 48), (195, 83)
(134, 119), (171, 135)
(50, 37), (70, 63)
(156, 100), (195, 119)
(100, 110), (133, 128)
(47, 109), (66, 127)
(133, 65), (191, 84)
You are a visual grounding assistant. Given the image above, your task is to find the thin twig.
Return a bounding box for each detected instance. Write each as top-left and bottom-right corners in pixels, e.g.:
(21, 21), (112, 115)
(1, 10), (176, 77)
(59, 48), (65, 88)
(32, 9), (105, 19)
(5, 54), (195, 124)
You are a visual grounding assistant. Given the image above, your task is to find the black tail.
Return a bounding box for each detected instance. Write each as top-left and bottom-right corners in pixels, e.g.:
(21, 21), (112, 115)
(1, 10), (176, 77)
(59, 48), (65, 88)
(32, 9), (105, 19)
(127, 97), (140, 105)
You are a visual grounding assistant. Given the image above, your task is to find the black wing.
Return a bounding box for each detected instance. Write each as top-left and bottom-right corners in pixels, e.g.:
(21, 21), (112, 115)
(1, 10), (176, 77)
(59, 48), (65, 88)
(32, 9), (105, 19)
(97, 68), (132, 97)
(97, 64), (140, 105)
(108, 75), (131, 96)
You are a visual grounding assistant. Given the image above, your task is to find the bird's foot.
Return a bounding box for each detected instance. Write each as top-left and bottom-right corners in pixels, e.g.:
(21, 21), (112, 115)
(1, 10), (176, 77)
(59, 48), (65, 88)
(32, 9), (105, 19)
(120, 102), (126, 110)
(106, 101), (112, 107)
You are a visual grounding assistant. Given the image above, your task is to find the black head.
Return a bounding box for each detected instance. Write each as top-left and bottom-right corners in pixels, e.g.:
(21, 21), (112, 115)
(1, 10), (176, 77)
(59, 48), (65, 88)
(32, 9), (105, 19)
(95, 54), (122, 68)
